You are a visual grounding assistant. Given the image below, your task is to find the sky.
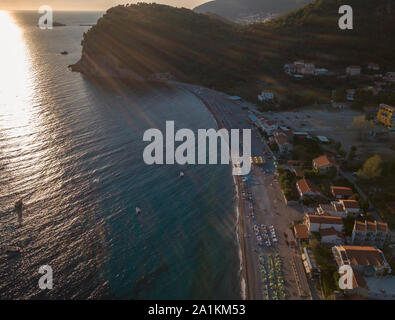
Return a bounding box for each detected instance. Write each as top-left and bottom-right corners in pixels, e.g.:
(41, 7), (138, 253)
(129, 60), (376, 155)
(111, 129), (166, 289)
(0, 0), (209, 11)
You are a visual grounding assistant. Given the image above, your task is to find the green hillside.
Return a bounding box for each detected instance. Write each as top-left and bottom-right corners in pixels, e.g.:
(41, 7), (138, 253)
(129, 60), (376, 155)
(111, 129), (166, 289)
(72, 1), (395, 100)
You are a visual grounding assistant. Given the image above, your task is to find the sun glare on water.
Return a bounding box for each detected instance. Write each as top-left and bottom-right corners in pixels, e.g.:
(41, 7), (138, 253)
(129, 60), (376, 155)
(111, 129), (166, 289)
(0, 11), (37, 145)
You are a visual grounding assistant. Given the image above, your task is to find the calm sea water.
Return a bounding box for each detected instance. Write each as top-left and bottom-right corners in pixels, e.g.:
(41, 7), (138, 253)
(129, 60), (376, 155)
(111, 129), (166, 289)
(0, 11), (240, 299)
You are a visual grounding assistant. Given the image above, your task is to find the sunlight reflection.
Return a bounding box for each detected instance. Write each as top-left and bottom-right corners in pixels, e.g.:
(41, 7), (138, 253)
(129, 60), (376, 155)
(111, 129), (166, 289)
(0, 11), (37, 145)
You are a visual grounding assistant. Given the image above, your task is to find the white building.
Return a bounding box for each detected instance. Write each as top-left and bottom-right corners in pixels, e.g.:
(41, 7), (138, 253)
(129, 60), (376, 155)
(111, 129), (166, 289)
(352, 220), (388, 248)
(346, 65), (361, 76)
(262, 120), (278, 135)
(320, 228), (345, 245)
(305, 214), (344, 234)
(368, 63), (380, 71)
(340, 200), (361, 217)
(316, 202), (347, 218)
(258, 91), (274, 102)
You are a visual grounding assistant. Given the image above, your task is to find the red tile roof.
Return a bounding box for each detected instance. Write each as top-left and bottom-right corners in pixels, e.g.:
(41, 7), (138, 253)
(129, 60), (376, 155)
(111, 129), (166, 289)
(339, 245), (386, 267)
(294, 224), (309, 240)
(376, 222), (388, 232)
(331, 186), (353, 197)
(341, 200), (360, 209)
(297, 179), (320, 195)
(319, 227), (345, 239)
(307, 214), (344, 225)
(312, 155), (332, 168)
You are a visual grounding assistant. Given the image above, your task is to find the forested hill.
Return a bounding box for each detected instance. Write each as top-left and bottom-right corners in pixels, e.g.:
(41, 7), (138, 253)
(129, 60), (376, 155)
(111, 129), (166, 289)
(72, 1), (395, 95)
(261, 0), (395, 66)
(194, 0), (313, 20)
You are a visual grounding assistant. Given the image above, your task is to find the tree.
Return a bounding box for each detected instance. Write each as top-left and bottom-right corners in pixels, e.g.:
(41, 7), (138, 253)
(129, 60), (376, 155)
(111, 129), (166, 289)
(358, 154), (382, 179)
(334, 88), (346, 102)
(348, 146), (357, 161)
(351, 115), (373, 141)
(352, 89), (376, 110)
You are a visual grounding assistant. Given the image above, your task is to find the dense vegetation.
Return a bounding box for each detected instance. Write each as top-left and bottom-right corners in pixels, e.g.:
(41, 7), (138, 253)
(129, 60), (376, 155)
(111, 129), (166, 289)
(73, 1), (395, 100)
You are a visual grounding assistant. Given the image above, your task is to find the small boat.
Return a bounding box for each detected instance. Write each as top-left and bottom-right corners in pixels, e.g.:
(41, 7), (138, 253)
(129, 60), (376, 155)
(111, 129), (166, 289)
(60, 51), (68, 55)
(179, 171), (184, 177)
(136, 207), (142, 215)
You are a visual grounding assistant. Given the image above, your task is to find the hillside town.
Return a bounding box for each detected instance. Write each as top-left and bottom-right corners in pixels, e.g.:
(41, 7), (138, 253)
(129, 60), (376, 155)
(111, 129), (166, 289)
(244, 87), (395, 299)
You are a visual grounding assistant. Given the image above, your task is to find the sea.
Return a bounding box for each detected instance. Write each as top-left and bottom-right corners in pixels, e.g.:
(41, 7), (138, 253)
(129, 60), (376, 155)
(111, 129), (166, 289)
(0, 11), (241, 299)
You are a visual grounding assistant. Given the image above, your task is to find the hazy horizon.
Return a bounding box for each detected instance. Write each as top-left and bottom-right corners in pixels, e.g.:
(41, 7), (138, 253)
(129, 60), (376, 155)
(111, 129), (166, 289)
(0, 0), (208, 11)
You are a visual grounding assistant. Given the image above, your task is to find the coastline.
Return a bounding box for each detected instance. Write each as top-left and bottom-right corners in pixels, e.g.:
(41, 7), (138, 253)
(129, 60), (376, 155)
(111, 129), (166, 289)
(173, 81), (250, 300)
(69, 67), (252, 299)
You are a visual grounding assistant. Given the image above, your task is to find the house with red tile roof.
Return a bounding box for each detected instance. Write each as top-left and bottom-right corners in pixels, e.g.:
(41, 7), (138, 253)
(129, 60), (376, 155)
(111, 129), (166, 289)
(352, 220), (388, 248)
(294, 224), (309, 243)
(316, 201), (347, 218)
(312, 155), (334, 172)
(305, 214), (344, 234)
(296, 179), (322, 200)
(275, 135), (293, 154)
(319, 227), (345, 245)
(340, 199), (361, 217)
(332, 245), (391, 276)
(331, 186), (353, 199)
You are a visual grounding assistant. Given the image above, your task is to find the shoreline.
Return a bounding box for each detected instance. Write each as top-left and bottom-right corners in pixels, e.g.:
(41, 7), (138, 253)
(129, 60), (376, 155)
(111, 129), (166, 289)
(70, 70), (252, 299)
(173, 81), (251, 300)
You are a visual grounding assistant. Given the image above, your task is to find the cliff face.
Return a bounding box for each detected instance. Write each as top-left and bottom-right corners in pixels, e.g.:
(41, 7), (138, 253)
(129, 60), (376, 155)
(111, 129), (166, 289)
(71, 2), (395, 88)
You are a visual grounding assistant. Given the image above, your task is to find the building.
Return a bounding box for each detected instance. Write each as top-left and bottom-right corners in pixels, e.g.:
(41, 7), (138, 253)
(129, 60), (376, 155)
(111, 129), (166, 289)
(275, 135), (293, 154)
(331, 186), (353, 199)
(315, 68), (329, 76)
(258, 91), (274, 102)
(332, 245), (391, 276)
(320, 228), (345, 245)
(301, 63), (315, 75)
(346, 89), (355, 101)
(306, 214), (344, 234)
(302, 247), (321, 279)
(367, 63), (380, 71)
(339, 200), (361, 217)
(346, 65), (361, 76)
(351, 220), (388, 248)
(377, 104), (395, 130)
(294, 224), (309, 243)
(262, 120), (278, 135)
(316, 202), (347, 218)
(296, 179), (322, 200)
(385, 72), (395, 82)
(344, 269), (395, 299)
(312, 155), (334, 172)
(293, 131), (309, 140)
(317, 136), (329, 143)
(284, 63), (297, 75)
